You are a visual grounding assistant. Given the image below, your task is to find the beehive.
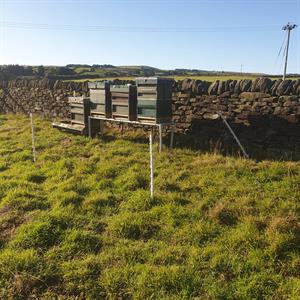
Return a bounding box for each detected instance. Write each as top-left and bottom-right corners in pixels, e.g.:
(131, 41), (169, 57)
(89, 82), (111, 118)
(52, 96), (90, 135)
(111, 84), (137, 121)
(136, 77), (173, 123)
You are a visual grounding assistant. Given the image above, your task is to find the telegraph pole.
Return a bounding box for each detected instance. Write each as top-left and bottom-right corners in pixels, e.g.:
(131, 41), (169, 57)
(282, 23), (297, 80)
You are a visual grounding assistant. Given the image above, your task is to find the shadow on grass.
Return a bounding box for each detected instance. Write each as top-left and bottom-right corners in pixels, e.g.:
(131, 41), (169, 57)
(184, 116), (300, 161)
(89, 115), (300, 161)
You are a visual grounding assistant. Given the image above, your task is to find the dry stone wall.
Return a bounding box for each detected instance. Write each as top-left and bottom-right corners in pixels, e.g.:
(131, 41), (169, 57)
(173, 78), (300, 158)
(1, 78), (300, 158)
(0, 79), (88, 118)
(173, 78), (300, 130)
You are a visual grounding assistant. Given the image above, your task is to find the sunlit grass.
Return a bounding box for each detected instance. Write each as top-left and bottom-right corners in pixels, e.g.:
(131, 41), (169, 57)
(0, 114), (299, 299)
(69, 75), (300, 83)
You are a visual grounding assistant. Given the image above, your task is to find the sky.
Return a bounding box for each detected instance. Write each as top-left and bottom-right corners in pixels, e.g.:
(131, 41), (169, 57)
(0, 0), (299, 74)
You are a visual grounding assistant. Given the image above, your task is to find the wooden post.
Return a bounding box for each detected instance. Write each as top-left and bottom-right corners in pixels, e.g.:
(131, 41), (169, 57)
(88, 116), (92, 138)
(170, 126), (174, 149)
(30, 113), (36, 163)
(149, 129), (154, 198)
(158, 124), (162, 153)
(99, 120), (104, 134)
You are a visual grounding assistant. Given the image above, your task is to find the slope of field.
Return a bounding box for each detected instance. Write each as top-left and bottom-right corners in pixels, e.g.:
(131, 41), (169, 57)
(0, 115), (299, 299)
(70, 75), (300, 83)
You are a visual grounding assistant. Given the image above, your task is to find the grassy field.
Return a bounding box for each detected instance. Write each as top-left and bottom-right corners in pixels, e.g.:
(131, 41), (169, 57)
(0, 114), (299, 299)
(70, 75), (257, 83)
(70, 75), (300, 83)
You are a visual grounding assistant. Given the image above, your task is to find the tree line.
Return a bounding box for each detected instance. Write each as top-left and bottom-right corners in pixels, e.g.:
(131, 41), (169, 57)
(0, 65), (75, 80)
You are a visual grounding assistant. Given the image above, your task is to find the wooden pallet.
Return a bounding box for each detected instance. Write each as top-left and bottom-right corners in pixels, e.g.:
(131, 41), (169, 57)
(52, 121), (85, 134)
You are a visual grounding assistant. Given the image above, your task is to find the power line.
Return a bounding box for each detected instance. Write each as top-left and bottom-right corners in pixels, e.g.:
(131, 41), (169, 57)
(272, 30), (288, 74)
(0, 21), (282, 33)
(279, 44), (287, 74)
(3, 0), (299, 2)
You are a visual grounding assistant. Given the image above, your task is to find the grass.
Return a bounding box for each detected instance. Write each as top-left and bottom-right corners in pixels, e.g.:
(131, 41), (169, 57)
(70, 75), (300, 83)
(0, 114), (299, 299)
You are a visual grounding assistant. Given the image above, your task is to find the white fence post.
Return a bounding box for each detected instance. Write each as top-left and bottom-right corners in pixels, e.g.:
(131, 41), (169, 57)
(30, 113), (36, 163)
(149, 129), (154, 198)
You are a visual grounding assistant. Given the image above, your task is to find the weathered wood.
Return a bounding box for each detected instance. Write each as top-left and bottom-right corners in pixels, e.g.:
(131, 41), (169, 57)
(111, 84), (137, 121)
(137, 77), (174, 123)
(52, 96), (90, 136)
(90, 82), (111, 118)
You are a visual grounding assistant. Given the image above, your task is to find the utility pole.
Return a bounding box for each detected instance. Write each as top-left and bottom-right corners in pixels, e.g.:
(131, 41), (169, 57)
(282, 23), (297, 80)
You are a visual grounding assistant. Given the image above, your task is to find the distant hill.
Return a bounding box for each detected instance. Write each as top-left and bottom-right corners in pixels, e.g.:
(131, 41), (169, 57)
(0, 64), (299, 81)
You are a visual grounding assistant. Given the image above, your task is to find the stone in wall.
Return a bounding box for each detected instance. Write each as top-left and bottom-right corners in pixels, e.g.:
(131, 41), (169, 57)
(251, 78), (273, 93)
(208, 80), (219, 95)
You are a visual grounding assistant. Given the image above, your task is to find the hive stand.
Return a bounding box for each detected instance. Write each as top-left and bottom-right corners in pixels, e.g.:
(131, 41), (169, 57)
(88, 116), (175, 152)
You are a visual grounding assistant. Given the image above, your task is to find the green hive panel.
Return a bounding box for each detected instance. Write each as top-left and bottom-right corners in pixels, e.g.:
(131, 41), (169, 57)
(111, 84), (137, 121)
(89, 81), (111, 118)
(136, 77), (174, 123)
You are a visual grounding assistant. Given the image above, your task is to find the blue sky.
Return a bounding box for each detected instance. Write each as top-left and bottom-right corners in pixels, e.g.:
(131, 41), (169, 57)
(0, 0), (299, 74)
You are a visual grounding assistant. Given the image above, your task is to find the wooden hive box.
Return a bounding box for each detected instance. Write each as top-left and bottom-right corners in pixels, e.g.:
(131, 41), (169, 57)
(89, 82), (111, 118)
(111, 84), (137, 121)
(52, 96), (90, 135)
(136, 77), (174, 124)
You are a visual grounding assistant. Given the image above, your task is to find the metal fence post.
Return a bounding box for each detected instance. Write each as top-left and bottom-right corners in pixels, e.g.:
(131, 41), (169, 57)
(218, 112), (249, 159)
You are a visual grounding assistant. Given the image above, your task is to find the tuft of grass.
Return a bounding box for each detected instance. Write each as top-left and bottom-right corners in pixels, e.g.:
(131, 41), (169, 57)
(61, 255), (103, 297)
(11, 213), (68, 251)
(108, 211), (160, 240)
(0, 248), (46, 298)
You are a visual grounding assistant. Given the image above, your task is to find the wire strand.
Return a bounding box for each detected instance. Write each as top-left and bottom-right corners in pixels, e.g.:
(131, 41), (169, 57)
(272, 31), (288, 74)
